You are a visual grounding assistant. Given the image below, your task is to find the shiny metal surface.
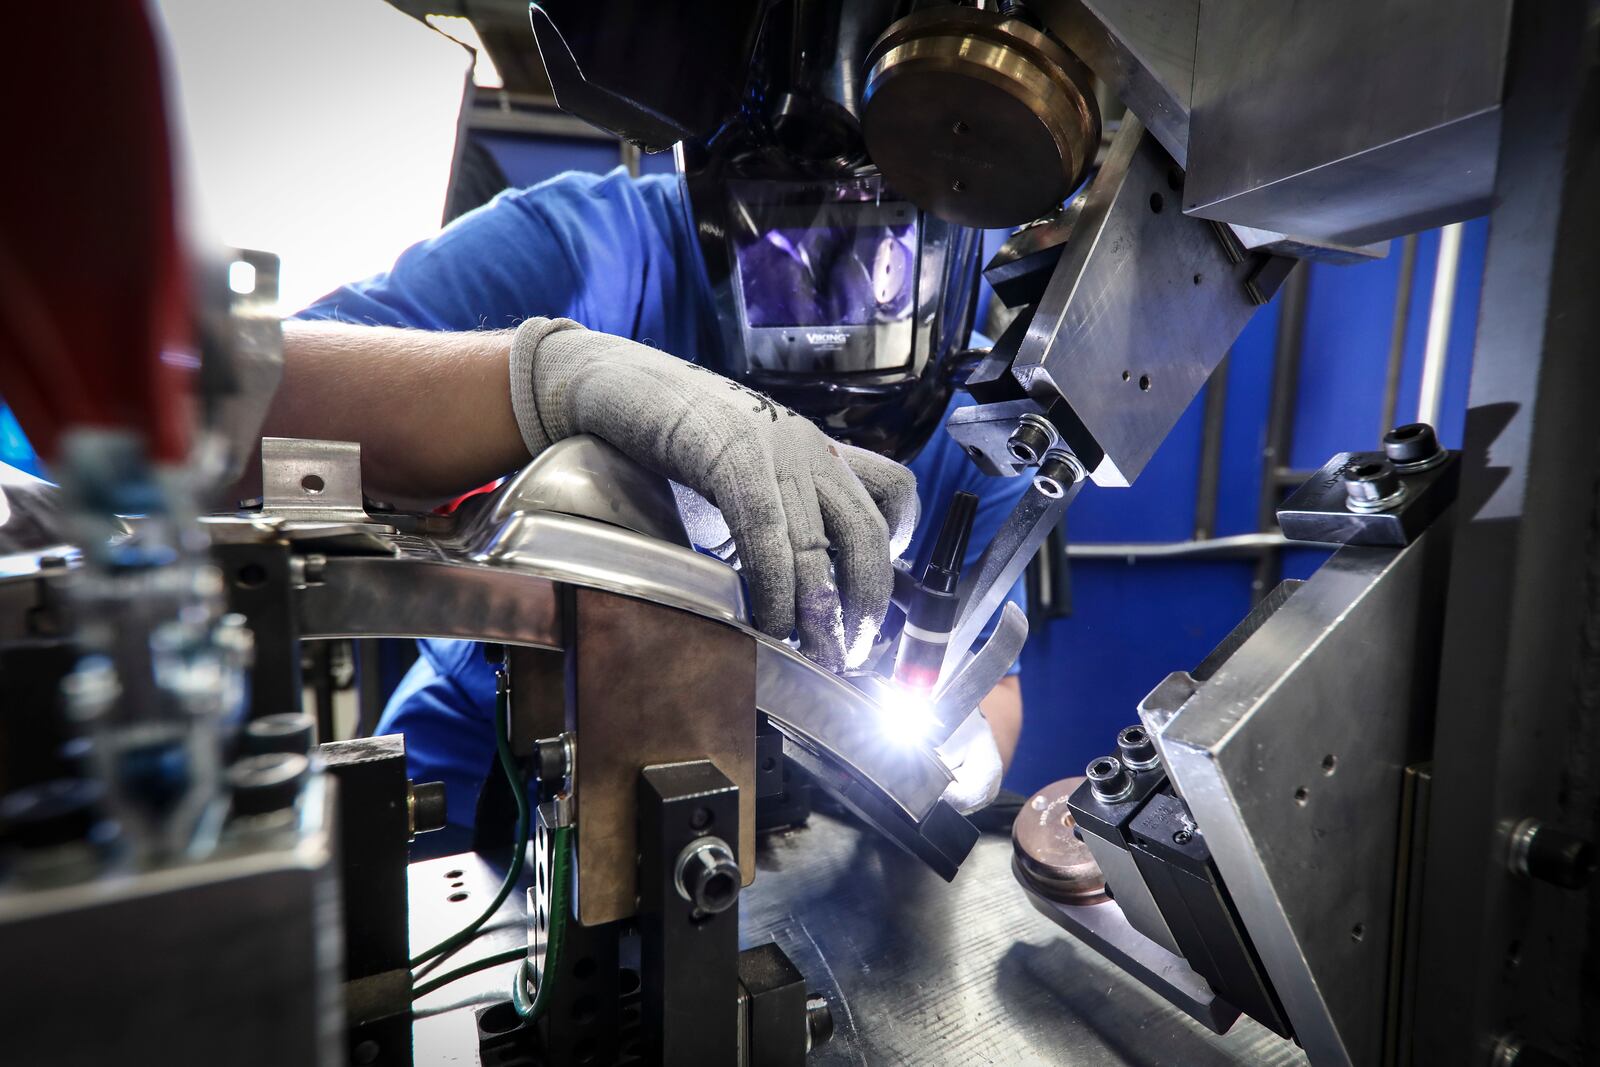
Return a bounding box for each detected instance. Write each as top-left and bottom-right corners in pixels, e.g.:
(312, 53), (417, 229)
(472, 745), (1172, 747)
(1415, 5), (1600, 1060)
(260, 437), (372, 522)
(472, 510), (748, 629)
(1144, 529), (1451, 1067)
(278, 454), (956, 838)
(1010, 117), (1267, 488)
(932, 600), (1027, 735)
(1032, 0), (1196, 166)
(411, 815), (1307, 1066)
(756, 639), (952, 825)
(468, 434), (690, 547)
(1183, 0), (1510, 244)
(1028, 0), (1388, 266)
(1021, 885), (1240, 1035)
(943, 452), (1083, 682)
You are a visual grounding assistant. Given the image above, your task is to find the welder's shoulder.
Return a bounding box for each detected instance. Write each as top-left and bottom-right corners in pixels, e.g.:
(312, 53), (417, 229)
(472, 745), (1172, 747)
(481, 169), (685, 260)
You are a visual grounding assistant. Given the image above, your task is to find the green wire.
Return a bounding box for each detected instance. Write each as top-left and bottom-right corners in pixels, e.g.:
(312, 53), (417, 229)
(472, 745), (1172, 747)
(411, 945), (527, 1001)
(409, 669), (531, 970)
(512, 824), (572, 1020)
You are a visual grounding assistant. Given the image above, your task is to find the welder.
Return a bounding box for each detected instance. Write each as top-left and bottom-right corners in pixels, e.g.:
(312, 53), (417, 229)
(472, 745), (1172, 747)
(256, 7), (1031, 829)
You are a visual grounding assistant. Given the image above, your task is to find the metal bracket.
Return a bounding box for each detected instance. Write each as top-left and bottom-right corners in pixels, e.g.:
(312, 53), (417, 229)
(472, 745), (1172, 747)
(260, 438), (371, 523)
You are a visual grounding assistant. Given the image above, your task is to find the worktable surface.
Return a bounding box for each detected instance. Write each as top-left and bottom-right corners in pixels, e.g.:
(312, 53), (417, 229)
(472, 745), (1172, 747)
(410, 810), (1307, 1066)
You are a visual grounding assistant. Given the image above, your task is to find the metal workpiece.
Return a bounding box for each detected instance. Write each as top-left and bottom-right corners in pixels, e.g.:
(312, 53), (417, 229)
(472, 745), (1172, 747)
(929, 600), (1028, 740)
(467, 434), (691, 548)
(246, 437), (972, 886)
(861, 5), (1100, 229)
(1183, 0), (1509, 245)
(755, 638), (957, 827)
(1009, 116), (1279, 488)
(1276, 446), (1459, 547)
(1143, 528), (1452, 1067)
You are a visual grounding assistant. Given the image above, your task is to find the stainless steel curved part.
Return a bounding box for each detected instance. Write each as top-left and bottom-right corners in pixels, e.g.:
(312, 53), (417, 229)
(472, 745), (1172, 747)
(755, 638), (953, 825)
(473, 511), (747, 629)
(930, 600), (1028, 740)
(467, 434), (690, 548)
(285, 439), (964, 866)
(297, 522), (950, 828)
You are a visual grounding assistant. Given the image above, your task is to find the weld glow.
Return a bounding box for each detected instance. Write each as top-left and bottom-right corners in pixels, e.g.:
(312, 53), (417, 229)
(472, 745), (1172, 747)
(874, 683), (939, 746)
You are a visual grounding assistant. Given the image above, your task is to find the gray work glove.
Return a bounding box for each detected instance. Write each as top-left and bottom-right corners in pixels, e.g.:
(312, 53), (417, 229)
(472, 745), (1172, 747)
(510, 318), (919, 671)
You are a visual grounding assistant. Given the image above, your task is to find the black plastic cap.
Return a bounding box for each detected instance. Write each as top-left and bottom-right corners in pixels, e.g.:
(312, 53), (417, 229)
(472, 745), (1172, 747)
(228, 753), (310, 817)
(1383, 423), (1442, 465)
(1344, 458), (1402, 503)
(411, 780), (447, 835)
(1527, 825), (1596, 890)
(1116, 724), (1159, 769)
(243, 712), (316, 756)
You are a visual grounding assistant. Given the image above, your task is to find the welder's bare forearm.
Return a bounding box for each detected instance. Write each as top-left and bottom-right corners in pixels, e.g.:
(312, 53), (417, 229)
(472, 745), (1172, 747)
(261, 322), (530, 507)
(982, 675), (1023, 773)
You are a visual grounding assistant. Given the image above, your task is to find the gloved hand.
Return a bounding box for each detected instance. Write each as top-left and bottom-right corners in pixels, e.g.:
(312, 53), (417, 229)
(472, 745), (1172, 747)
(510, 317), (919, 671)
(936, 708), (1004, 815)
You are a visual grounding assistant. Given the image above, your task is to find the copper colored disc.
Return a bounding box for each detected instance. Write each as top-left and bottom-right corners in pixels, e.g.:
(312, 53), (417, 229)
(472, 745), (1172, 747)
(1013, 776), (1108, 905)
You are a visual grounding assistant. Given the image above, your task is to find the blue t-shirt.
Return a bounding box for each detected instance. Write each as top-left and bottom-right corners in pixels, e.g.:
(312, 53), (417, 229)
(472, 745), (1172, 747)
(297, 168), (1028, 828)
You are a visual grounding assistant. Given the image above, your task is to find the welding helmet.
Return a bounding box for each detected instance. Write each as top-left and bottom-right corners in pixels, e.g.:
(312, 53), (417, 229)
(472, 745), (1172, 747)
(672, 2), (984, 462)
(529, 0), (1100, 459)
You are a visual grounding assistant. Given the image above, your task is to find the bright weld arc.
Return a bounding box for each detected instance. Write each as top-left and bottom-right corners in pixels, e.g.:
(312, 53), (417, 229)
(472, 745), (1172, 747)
(876, 682), (940, 745)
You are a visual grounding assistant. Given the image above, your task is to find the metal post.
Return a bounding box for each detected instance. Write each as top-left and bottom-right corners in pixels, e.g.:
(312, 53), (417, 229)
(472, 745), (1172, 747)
(1381, 233), (1420, 439)
(1251, 265), (1308, 603)
(1416, 222), (1464, 429)
(1194, 353), (1231, 541)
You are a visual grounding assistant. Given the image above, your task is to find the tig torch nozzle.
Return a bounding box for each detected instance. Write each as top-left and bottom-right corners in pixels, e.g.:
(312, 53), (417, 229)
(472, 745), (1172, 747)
(892, 491), (979, 693)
